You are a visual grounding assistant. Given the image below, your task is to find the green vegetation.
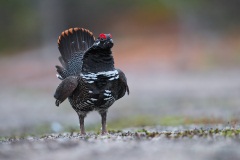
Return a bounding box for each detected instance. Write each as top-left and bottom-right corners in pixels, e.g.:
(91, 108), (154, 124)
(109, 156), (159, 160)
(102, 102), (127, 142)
(1, 1), (240, 53)
(85, 115), (238, 133)
(0, 0), (39, 53)
(0, 115), (238, 141)
(1, 127), (240, 143)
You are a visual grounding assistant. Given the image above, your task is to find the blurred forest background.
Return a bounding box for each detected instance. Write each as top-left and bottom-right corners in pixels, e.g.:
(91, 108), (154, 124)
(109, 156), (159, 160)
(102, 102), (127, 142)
(0, 0), (240, 136)
(1, 0), (240, 68)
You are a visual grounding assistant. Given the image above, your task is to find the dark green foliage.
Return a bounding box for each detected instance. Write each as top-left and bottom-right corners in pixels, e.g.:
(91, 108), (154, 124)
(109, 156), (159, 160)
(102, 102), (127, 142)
(1, 0), (240, 53)
(0, 0), (39, 52)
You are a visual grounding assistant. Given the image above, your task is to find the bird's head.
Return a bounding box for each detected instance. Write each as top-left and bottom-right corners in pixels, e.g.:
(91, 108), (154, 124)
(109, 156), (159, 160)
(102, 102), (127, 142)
(93, 33), (114, 49)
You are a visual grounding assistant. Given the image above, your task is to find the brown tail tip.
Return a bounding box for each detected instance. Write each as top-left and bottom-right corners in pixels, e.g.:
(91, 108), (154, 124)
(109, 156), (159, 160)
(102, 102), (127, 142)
(57, 27), (94, 46)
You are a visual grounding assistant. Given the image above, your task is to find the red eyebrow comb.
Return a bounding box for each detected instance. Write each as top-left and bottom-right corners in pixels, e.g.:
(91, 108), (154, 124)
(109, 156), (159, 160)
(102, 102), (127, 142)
(99, 33), (107, 39)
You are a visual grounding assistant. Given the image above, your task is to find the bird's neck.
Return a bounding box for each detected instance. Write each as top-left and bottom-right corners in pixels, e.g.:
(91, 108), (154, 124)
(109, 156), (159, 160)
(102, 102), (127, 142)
(82, 49), (115, 73)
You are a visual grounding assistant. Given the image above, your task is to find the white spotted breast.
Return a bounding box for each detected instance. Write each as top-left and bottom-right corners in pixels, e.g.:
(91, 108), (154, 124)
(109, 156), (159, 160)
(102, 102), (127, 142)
(80, 69), (119, 83)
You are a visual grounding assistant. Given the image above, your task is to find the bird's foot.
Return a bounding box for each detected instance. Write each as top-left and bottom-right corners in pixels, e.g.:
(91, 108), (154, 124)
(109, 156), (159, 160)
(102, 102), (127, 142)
(80, 132), (86, 136)
(101, 129), (108, 135)
(80, 128), (86, 135)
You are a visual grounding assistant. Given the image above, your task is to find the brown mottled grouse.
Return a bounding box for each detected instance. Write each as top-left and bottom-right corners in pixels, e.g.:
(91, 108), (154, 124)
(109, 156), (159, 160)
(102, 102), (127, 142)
(54, 28), (129, 134)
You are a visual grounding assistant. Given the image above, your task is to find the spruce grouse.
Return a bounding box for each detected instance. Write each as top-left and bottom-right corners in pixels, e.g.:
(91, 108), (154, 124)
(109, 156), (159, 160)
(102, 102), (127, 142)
(54, 28), (129, 134)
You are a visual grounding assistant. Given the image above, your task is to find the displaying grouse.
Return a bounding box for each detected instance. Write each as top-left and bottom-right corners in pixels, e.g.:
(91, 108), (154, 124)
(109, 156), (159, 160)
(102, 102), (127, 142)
(54, 28), (129, 134)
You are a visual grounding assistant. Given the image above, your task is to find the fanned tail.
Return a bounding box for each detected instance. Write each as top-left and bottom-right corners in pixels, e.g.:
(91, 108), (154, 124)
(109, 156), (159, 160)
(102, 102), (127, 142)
(57, 28), (95, 77)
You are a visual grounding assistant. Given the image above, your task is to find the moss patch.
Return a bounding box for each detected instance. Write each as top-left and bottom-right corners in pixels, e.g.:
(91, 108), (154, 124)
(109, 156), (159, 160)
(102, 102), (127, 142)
(84, 115), (240, 133)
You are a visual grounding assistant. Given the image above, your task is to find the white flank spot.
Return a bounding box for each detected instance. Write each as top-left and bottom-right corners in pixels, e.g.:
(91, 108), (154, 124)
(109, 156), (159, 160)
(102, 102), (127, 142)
(105, 90), (111, 93)
(89, 91), (93, 93)
(56, 74), (63, 80)
(109, 74), (119, 81)
(82, 70), (118, 78)
(84, 76), (97, 80)
(81, 73), (97, 80)
(81, 70), (119, 82)
(91, 98), (97, 101)
(88, 81), (94, 83)
(87, 100), (93, 104)
(109, 77), (115, 81)
(104, 93), (111, 97)
(104, 97), (112, 100)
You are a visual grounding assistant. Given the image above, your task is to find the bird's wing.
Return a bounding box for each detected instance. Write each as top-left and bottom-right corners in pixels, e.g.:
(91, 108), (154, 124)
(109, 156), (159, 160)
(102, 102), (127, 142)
(54, 76), (78, 106)
(116, 69), (129, 100)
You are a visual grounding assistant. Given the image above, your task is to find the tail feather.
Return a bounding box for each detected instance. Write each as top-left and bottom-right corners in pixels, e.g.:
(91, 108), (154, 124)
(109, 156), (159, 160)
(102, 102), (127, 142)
(58, 56), (67, 69)
(57, 28), (95, 76)
(56, 65), (69, 80)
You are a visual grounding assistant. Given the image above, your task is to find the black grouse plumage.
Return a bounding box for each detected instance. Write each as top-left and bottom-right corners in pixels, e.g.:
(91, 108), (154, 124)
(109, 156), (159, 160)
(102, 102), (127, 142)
(54, 28), (129, 134)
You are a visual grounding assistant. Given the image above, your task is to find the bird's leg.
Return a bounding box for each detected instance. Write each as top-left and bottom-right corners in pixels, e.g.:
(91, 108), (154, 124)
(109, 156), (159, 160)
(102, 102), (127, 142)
(78, 113), (86, 135)
(100, 111), (108, 135)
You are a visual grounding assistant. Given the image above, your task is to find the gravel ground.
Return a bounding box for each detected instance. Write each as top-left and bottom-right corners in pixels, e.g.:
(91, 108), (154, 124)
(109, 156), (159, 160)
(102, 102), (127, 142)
(1, 125), (240, 160)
